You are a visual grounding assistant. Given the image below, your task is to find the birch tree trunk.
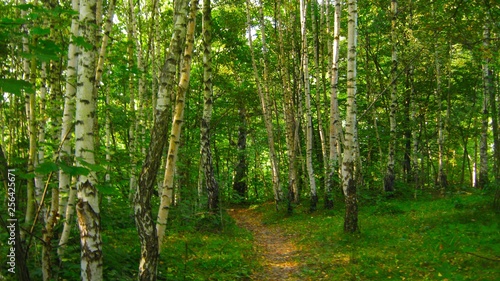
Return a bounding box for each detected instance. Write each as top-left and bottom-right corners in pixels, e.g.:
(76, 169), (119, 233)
(127, 0), (140, 202)
(435, 47), (447, 188)
(343, 0), (359, 233)
(75, 0), (103, 279)
(157, 0), (198, 249)
(300, 0), (318, 211)
(24, 4), (37, 227)
(277, 0), (298, 207)
(246, 0), (282, 206)
(479, 23), (491, 189)
(57, 0), (79, 222)
(311, 0), (328, 197)
(384, 0), (397, 193)
(201, 0), (219, 212)
(133, 0), (189, 279)
(327, 0), (343, 209)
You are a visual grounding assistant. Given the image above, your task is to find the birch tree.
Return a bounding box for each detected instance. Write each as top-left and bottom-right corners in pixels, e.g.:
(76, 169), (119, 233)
(200, 0), (219, 211)
(246, 0), (282, 206)
(277, 0), (299, 206)
(157, 0), (199, 249)
(74, 0), (103, 279)
(479, 23), (491, 189)
(133, 0), (189, 279)
(57, 0), (79, 258)
(327, 0), (343, 209)
(384, 0), (397, 193)
(343, 0), (359, 233)
(300, 0), (318, 211)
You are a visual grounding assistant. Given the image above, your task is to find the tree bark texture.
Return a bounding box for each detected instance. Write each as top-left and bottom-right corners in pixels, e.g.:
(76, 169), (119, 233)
(133, 1), (189, 279)
(74, 0), (103, 278)
(384, 0), (398, 193)
(246, 0), (282, 206)
(343, 0), (359, 234)
(201, 0), (219, 212)
(157, 0), (198, 249)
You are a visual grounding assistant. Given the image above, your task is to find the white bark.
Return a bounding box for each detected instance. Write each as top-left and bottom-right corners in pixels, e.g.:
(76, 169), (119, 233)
(75, 0), (103, 279)
(300, 0), (317, 209)
(343, 0), (359, 233)
(157, 0), (198, 249)
(246, 0), (282, 204)
(384, 0), (398, 192)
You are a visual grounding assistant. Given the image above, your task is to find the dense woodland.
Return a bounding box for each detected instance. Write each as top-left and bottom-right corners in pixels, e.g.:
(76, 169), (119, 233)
(0, 0), (499, 280)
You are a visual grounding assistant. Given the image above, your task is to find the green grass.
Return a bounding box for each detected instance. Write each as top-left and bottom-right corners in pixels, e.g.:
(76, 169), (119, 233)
(0, 197), (258, 281)
(2, 189), (497, 280)
(253, 188), (500, 281)
(159, 211), (258, 281)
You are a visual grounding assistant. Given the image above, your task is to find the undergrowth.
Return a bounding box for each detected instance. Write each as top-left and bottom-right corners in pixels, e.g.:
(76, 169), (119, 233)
(252, 187), (500, 281)
(0, 196), (257, 280)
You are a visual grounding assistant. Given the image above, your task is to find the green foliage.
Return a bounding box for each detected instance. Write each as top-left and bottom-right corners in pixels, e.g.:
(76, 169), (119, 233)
(160, 210), (258, 280)
(250, 190), (500, 280)
(0, 78), (35, 95)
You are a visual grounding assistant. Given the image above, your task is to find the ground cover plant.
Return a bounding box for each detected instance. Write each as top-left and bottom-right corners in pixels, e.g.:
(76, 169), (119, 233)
(250, 188), (500, 280)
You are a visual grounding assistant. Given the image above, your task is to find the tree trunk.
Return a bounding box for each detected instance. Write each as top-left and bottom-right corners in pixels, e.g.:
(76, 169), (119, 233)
(327, 0), (343, 209)
(275, 0), (298, 208)
(246, 0), (282, 206)
(384, 0), (398, 193)
(479, 23), (491, 189)
(312, 0), (328, 203)
(58, 0), (82, 258)
(74, 0), (103, 279)
(300, 0), (318, 211)
(201, 0), (219, 212)
(127, 0), (140, 202)
(343, 0), (359, 234)
(133, 0), (189, 279)
(233, 99), (248, 199)
(157, 0), (198, 249)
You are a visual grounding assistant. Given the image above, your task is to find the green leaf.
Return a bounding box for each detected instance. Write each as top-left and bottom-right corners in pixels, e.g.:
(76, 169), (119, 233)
(76, 157), (106, 173)
(35, 162), (59, 175)
(59, 161), (90, 177)
(0, 78), (35, 95)
(72, 35), (93, 51)
(31, 27), (50, 35)
(16, 3), (36, 11)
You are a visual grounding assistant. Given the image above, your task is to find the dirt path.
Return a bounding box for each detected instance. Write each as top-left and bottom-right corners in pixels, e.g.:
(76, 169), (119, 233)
(228, 207), (301, 281)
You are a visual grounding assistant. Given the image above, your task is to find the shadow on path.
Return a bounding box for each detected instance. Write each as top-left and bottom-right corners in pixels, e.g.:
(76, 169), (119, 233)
(228, 206), (301, 281)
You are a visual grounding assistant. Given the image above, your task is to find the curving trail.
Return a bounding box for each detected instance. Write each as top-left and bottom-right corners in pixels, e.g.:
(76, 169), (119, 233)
(228, 207), (301, 281)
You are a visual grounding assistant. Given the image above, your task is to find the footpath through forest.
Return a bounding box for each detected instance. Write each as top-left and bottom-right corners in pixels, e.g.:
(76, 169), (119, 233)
(228, 206), (301, 281)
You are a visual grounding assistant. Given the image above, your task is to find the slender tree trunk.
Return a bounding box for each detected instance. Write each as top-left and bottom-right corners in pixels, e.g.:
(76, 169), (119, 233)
(312, 0), (328, 200)
(479, 24), (491, 189)
(200, 0), (219, 212)
(157, 0), (198, 249)
(384, 0), (398, 193)
(410, 65), (421, 190)
(40, 60), (57, 281)
(300, 0), (318, 211)
(233, 99), (248, 199)
(57, 0), (79, 223)
(326, 0), (343, 209)
(127, 0), (141, 202)
(24, 22), (37, 231)
(432, 4), (447, 189)
(276, 0), (298, 207)
(343, 0), (359, 234)
(246, 0), (282, 206)
(74, 0), (103, 279)
(133, 1), (189, 279)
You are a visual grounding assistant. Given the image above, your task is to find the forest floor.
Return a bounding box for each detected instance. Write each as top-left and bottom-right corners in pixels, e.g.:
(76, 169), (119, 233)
(228, 204), (302, 281)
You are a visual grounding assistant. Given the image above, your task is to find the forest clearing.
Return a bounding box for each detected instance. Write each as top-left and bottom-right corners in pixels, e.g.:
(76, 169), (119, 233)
(1, 0), (499, 280)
